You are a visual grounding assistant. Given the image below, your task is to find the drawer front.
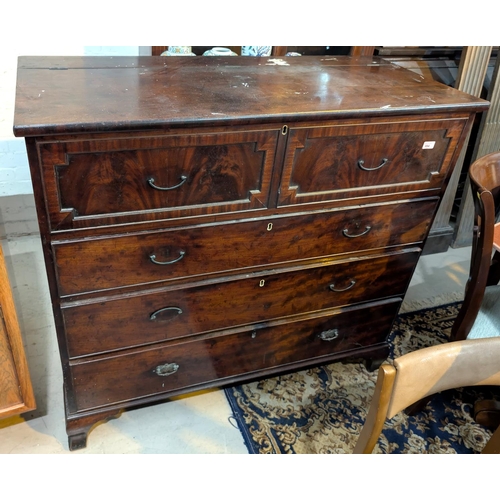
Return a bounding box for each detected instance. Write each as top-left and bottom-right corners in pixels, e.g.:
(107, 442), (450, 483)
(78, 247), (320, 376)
(38, 128), (279, 230)
(54, 199), (437, 296)
(278, 117), (466, 206)
(62, 250), (420, 358)
(69, 298), (401, 411)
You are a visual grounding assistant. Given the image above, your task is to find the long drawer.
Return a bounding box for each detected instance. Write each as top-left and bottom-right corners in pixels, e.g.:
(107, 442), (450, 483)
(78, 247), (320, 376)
(53, 199), (437, 296)
(62, 250), (419, 358)
(69, 298), (402, 411)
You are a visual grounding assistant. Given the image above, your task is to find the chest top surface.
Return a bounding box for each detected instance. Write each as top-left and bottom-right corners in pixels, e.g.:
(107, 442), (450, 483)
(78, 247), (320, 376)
(13, 55), (488, 137)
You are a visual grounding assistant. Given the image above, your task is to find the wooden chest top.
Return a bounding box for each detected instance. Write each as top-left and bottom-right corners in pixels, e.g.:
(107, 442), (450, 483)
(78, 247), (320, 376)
(13, 55), (488, 136)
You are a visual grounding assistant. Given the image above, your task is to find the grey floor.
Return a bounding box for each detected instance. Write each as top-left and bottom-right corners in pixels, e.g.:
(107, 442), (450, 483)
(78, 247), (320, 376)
(0, 194), (471, 454)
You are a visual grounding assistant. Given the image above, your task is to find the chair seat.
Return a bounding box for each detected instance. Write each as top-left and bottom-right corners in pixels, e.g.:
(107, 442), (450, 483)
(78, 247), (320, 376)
(467, 286), (500, 339)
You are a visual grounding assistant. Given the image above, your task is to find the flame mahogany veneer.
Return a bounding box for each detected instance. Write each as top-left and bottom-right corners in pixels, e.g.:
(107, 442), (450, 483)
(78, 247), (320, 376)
(14, 55), (488, 450)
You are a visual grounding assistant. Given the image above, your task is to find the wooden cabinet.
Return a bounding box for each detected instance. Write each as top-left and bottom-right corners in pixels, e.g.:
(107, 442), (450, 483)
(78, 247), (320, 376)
(0, 243), (35, 419)
(13, 55), (488, 450)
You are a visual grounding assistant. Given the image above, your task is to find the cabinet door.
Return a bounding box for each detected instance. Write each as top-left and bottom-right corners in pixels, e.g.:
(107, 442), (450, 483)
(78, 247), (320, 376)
(0, 244), (35, 419)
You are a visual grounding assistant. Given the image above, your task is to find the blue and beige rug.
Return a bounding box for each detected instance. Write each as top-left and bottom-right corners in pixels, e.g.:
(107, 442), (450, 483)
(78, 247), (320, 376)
(225, 302), (498, 453)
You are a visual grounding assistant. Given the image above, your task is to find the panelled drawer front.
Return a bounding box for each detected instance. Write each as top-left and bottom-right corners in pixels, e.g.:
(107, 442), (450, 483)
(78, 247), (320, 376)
(54, 199), (437, 296)
(38, 129), (279, 230)
(278, 118), (466, 206)
(62, 250), (419, 358)
(70, 298), (401, 411)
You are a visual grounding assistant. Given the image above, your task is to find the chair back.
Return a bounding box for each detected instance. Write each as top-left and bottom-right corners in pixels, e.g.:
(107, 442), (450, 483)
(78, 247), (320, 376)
(387, 337), (500, 418)
(353, 337), (500, 453)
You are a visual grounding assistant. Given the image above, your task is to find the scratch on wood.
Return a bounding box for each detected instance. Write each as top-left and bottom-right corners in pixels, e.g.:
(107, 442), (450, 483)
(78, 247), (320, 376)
(265, 59), (289, 66)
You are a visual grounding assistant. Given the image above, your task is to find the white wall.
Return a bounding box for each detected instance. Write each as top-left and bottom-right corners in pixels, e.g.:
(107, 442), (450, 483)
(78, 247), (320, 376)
(0, 46), (142, 196)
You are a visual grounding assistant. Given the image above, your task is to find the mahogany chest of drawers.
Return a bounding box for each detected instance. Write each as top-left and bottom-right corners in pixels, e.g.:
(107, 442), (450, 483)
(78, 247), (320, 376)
(13, 55), (488, 450)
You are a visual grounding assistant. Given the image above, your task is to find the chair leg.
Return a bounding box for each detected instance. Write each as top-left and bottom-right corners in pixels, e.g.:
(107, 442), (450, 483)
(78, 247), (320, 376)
(486, 250), (500, 286)
(474, 400), (500, 430)
(353, 364), (396, 454)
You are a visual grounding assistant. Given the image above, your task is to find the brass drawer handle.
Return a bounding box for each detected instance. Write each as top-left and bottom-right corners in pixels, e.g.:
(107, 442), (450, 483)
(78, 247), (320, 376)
(342, 226), (371, 238)
(150, 306), (183, 321)
(318, 329), (339, 342)
(149, 250), (185, 265)
(154, 362), (180, 377)
(329, 280), (356, 292)
(358, 158), (388, 171)
(147, 175), (187, 191)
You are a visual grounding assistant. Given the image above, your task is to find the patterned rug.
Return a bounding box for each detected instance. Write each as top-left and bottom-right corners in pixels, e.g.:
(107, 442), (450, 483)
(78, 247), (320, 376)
(225, 302), (498, 453)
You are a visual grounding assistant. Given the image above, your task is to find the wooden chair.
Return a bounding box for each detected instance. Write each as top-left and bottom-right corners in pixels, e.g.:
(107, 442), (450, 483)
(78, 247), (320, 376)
(353, 338), (500, 453)
(451, 151), (500, 342)
(450, 151), (500, 427)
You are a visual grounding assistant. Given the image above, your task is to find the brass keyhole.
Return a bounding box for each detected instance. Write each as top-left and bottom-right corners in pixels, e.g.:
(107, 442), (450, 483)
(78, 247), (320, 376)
(267, 223), (273, 231)
(259, 279), (265, 287)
